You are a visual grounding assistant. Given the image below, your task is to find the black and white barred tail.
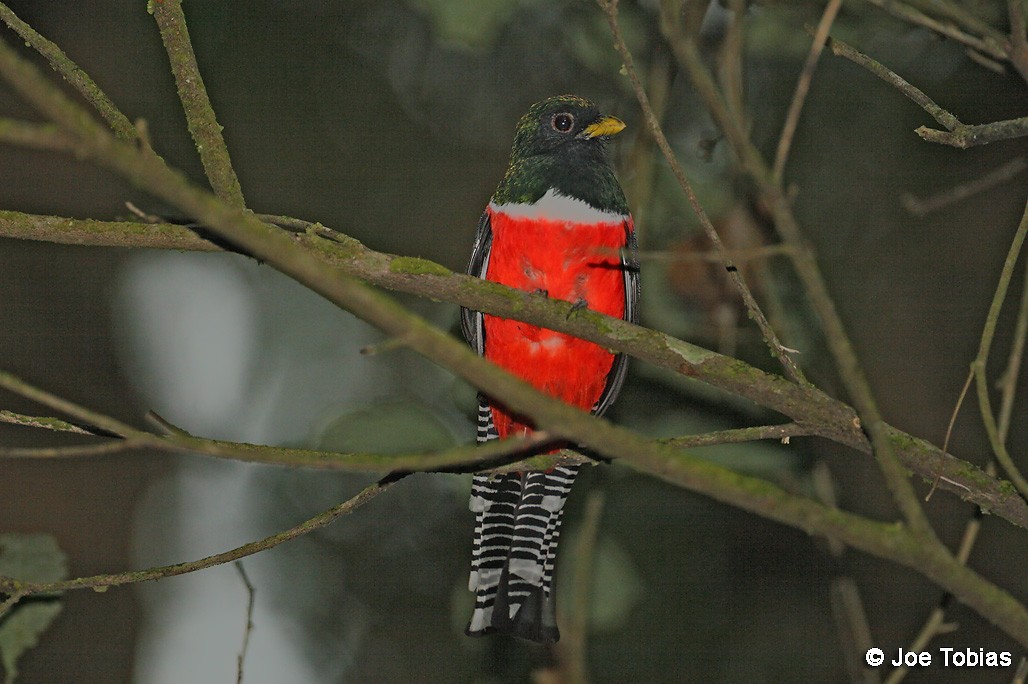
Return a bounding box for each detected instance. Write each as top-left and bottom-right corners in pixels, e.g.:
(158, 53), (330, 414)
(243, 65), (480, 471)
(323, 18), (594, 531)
(465, 399), (578, 644)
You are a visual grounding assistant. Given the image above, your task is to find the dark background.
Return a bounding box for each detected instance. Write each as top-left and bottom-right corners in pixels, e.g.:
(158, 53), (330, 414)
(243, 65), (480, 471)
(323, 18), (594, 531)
(1, 0), (1026, 682)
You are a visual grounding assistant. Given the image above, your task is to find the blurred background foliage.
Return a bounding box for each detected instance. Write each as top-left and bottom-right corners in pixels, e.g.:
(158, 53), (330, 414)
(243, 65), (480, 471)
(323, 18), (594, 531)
(0, 0), (1026, 682)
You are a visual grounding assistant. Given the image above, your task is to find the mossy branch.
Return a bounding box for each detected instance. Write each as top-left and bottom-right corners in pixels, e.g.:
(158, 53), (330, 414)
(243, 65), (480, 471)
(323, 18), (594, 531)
(0, 2), (138, 142)
(151, 0), (245, 207)
(0, 206), (1026, 528)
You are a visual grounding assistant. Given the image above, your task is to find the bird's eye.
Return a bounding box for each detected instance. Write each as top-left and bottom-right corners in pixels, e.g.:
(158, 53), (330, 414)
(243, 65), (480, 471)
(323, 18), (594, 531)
(551, 112), (575, 133)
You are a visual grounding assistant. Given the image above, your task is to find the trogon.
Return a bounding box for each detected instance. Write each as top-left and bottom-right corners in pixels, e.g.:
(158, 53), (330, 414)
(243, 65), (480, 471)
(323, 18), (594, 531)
(460, 95), (639, 644)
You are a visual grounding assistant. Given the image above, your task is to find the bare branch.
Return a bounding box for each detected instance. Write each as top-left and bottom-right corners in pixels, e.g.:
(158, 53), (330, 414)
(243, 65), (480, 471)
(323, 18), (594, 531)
(658, 2), (940, 543)
(597, 0), (807, 386)
(0, 479), (393, 597)
(828, 35), (1028, 148)
(773, 0), (844, 181)
(972, 197), (1028, 499)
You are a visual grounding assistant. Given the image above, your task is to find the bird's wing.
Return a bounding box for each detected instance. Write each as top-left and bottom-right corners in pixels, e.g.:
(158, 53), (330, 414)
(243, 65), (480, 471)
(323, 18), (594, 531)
(592, 218), (639, 417)
(460, 211), (492, 356)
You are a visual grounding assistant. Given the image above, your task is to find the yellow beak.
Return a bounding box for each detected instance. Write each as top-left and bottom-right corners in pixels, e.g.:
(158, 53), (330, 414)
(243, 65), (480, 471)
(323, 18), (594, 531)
(581, 115), (626, 139)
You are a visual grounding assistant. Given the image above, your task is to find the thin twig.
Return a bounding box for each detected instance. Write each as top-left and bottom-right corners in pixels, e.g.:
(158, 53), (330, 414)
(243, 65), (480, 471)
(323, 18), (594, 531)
(660, 3), (939, 543)
(0, 409), (99, 435)
(234, 562), (256, 684)
(827, 35), (1028, 148)
(829, 578), (879, 684)
(884, 605), (953, 684)
(941, 369), (974, 456)
(625, 44), (670, 228)
(0, 117), (77, 152)
(0, 2), (138, 141)
(0, 373), (564, 472)
(827, 35), (960, 130)
(718, 0), (747, 124)
(598, 0), (808, 386)
(560, 489), (606, 684)
(0, 479), (393, 598)
(996, 256), (1028, 444)
(972, 197), (1028, 499)
(917, 117), (1028, 149)
(0, 589), (26, 620)
(151, 0), (245, 207)
(773, 0), (844, 182)
(0, 442), (134, 459)
(901, 157), (1027, 216)
(0, 370), (138, 438)
(661, 422), (810, 448)
(861, 0), (1009, 63)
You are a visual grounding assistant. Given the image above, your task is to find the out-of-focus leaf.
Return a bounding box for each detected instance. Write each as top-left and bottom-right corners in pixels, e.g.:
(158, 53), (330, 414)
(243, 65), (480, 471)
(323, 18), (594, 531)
(561, 534), (643, 633)
(566, 10), (648, 82)
(0, 603), (63, 683)
(0, 534), (67, 583)
(407, 0), (543, 51)
(0, 534), (69, 683)
(315, 401), (455, 454)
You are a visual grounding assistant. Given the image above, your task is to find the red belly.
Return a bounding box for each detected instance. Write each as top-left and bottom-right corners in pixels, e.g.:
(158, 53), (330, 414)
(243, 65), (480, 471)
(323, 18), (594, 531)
(483, 207), (629, 438)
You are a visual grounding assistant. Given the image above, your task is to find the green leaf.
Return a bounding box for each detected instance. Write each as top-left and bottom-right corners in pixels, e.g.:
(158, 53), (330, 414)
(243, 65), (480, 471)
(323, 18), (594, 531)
(0, 534), (68, 583)
(407, 0), (543, 51)
(0, 534), (69, 683)
(315, 401), (455, 455)
(0, 602), (63, 683)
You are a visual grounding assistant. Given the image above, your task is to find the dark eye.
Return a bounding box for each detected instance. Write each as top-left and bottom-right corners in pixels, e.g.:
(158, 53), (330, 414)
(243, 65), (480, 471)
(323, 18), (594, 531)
(551, 112), (575, 133)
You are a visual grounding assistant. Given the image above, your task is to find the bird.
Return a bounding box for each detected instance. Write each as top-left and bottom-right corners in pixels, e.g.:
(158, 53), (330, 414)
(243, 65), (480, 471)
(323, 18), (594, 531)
(460, 95), (639, 644)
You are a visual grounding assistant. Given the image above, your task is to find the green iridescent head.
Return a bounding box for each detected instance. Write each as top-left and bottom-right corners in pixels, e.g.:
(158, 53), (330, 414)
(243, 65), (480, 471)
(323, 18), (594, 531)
(492, 95), (629, 214)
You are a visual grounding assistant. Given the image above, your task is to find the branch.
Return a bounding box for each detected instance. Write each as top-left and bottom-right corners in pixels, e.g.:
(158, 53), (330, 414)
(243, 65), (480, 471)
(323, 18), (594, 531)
(0, 210), (1025, 528)
(827, 35), (1028, 148)
(597, 0), (807, 386)
(972, 197), (1028, 499)
(0, 2), (138, 141)
(0, 409), (99, 435)
(0, 479), (392, 606)
(150, 0), (245, 207)
(901, 156), (1028, 216)
(651, 0), (941, 543)
(0, 118), (77, 152)
(861, 0), (1011, 64)
(1, 15), (1028, 646)
(0, 368), (568, 473)
(773, 0), (844, 181)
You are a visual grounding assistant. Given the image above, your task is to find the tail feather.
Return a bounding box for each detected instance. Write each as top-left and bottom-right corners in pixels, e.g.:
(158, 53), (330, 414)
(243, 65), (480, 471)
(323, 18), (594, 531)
(466, 463), (580, 644)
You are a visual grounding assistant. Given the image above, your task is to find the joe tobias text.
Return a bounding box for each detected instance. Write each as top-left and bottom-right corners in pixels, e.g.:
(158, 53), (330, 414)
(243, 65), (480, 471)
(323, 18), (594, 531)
(889, 648), (1013, 668)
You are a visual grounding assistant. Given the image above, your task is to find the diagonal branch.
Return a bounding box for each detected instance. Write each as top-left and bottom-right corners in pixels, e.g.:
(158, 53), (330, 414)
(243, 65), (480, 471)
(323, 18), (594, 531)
(150, 0), (245, 207)
(828, 35), (1028, 148)
(0, 478), (394, 612)
(773, 0), (844, 181)
(0, 209), (1025, 529)
(0, 2), (138, 141)
(972, 197), (1028, 499)
(596, 0), (807, 386)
